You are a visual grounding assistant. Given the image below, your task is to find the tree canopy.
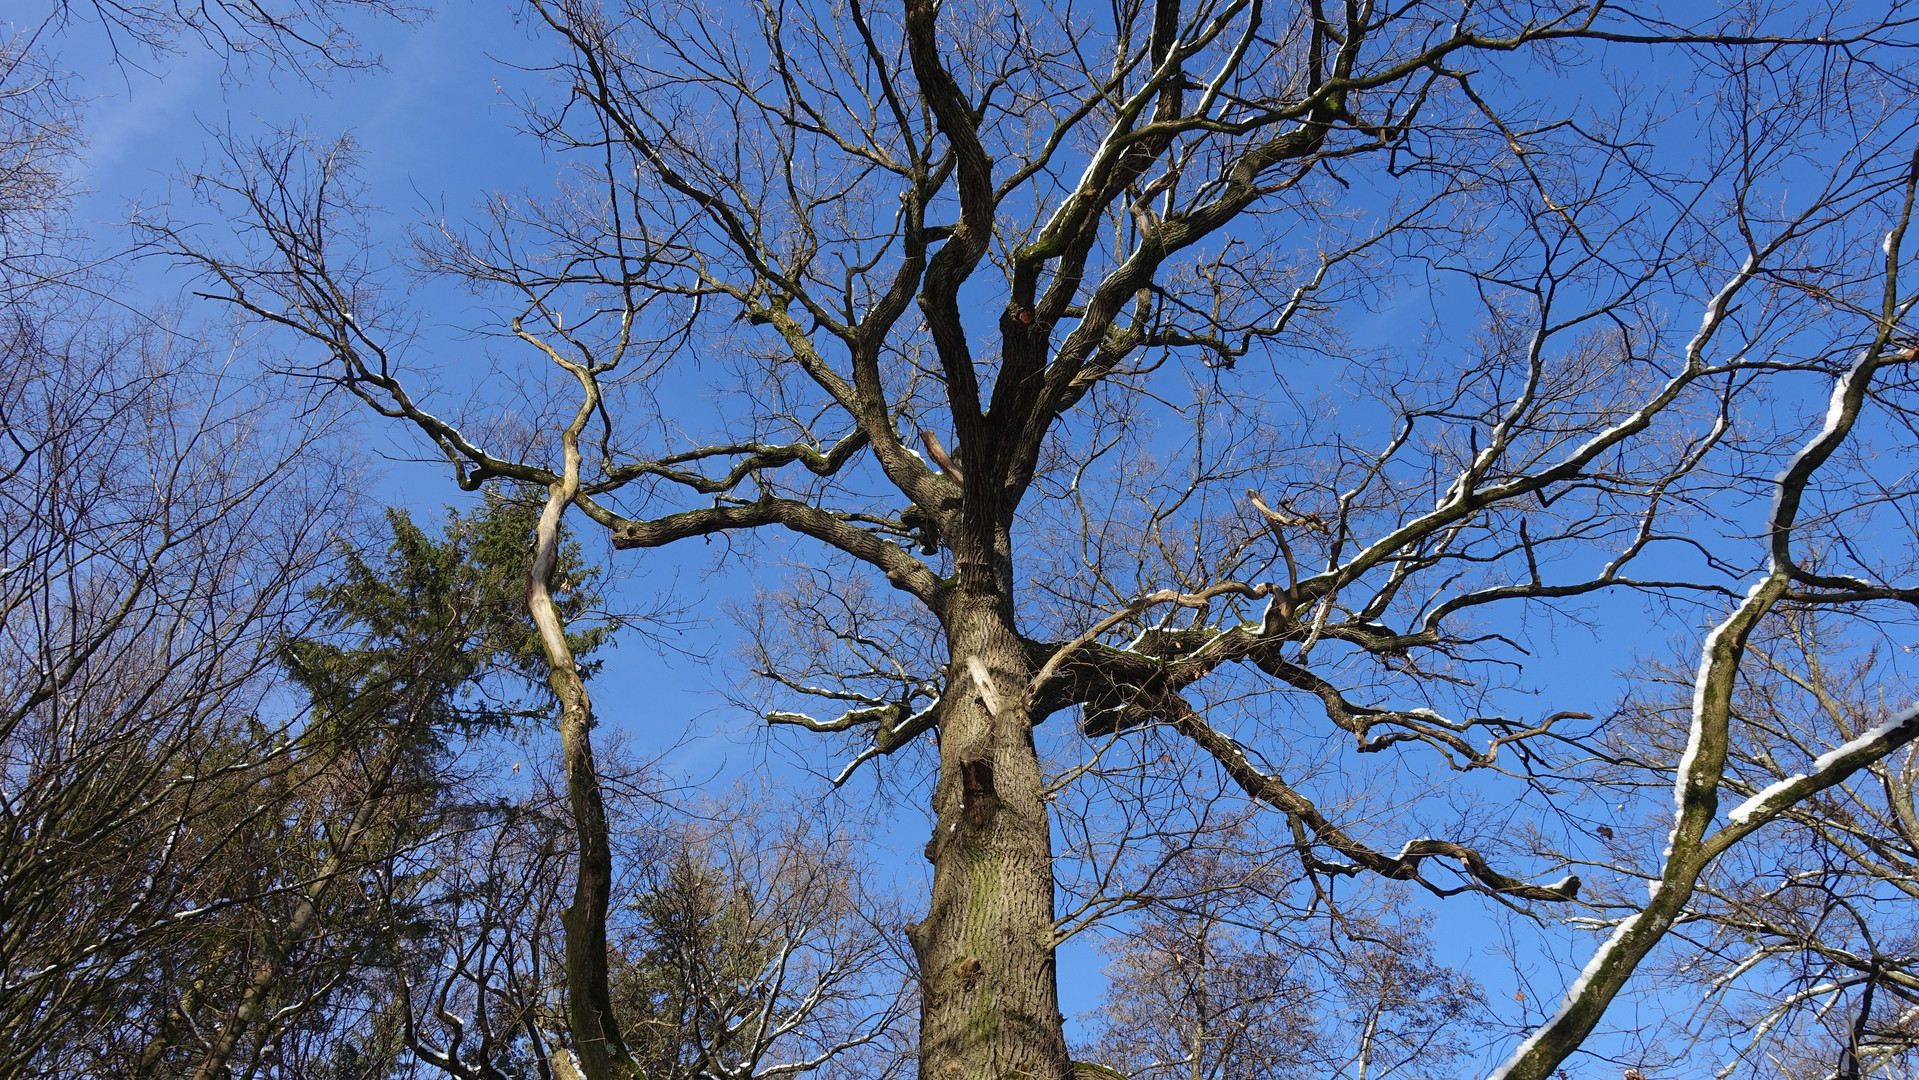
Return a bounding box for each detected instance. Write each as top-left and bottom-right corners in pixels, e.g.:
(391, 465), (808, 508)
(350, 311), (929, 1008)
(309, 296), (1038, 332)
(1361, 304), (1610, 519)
(12, 1), (1919, 1078)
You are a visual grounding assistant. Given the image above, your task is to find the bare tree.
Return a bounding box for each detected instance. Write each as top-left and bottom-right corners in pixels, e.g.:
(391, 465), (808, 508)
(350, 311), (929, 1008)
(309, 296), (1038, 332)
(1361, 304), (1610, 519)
(156, 2), (1919, 1079)
(0, 315), (359, 1073)
(1081, 825), (1484, 1080)
(611, 792), (915, 1080)
(0, 28), (76, 298)
(30, 0), (423, 75)
(385, 768), (916, 1080)
(390, 779), (581, 1080)
(0, 19), (379, 1074)
(1581, 612), (1919, 1079)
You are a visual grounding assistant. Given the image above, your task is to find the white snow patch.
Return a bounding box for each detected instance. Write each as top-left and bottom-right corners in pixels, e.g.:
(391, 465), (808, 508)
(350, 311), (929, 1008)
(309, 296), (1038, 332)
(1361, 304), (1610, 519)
(1726, 703), (1919, 825)
(1667, 574), (1776, 872)
(1486, 914), (1643, 1080)
(1394, 836), (1437, 859)
(1768, 346), (1875, 541)
(1678, 577), (1772, 809)
(1812, 707), (1919, 770)
(1724, 774), (1808, 826)
(1257, 594), (1283, 635)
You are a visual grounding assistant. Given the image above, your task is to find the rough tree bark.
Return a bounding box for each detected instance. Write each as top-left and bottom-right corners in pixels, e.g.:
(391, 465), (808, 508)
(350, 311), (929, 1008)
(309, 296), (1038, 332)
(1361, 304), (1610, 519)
(911, 567), (1071, 1080)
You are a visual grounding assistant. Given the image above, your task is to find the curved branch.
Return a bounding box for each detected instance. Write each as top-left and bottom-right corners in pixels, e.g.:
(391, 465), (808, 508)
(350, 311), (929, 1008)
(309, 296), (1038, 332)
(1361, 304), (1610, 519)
(1155, 689), (1580, 903)
(587, 496), (949, 617)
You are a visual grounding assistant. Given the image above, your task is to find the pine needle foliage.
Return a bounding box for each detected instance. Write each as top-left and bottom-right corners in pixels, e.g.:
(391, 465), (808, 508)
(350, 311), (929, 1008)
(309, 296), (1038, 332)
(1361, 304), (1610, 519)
(283, 488), (615, 751)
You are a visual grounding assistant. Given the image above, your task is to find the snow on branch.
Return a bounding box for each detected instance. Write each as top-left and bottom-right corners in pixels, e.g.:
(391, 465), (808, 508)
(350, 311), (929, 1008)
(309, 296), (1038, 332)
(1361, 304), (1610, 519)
(1719, 703), (1919, 832)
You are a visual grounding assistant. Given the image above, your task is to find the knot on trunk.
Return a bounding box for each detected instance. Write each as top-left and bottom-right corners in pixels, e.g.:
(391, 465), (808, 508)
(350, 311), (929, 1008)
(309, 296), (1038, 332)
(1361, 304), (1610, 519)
(961, 756), (999, 829)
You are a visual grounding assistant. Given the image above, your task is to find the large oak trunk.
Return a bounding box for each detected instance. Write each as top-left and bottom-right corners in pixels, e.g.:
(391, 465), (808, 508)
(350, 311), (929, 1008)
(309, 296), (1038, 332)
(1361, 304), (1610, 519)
(910, 589), (1071, 1080)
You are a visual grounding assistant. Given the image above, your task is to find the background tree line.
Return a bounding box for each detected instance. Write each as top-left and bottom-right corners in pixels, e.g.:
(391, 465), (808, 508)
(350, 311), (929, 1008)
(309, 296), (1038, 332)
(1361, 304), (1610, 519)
(11, 2), (1919, 1079)
(2, 17), (910, 1076)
